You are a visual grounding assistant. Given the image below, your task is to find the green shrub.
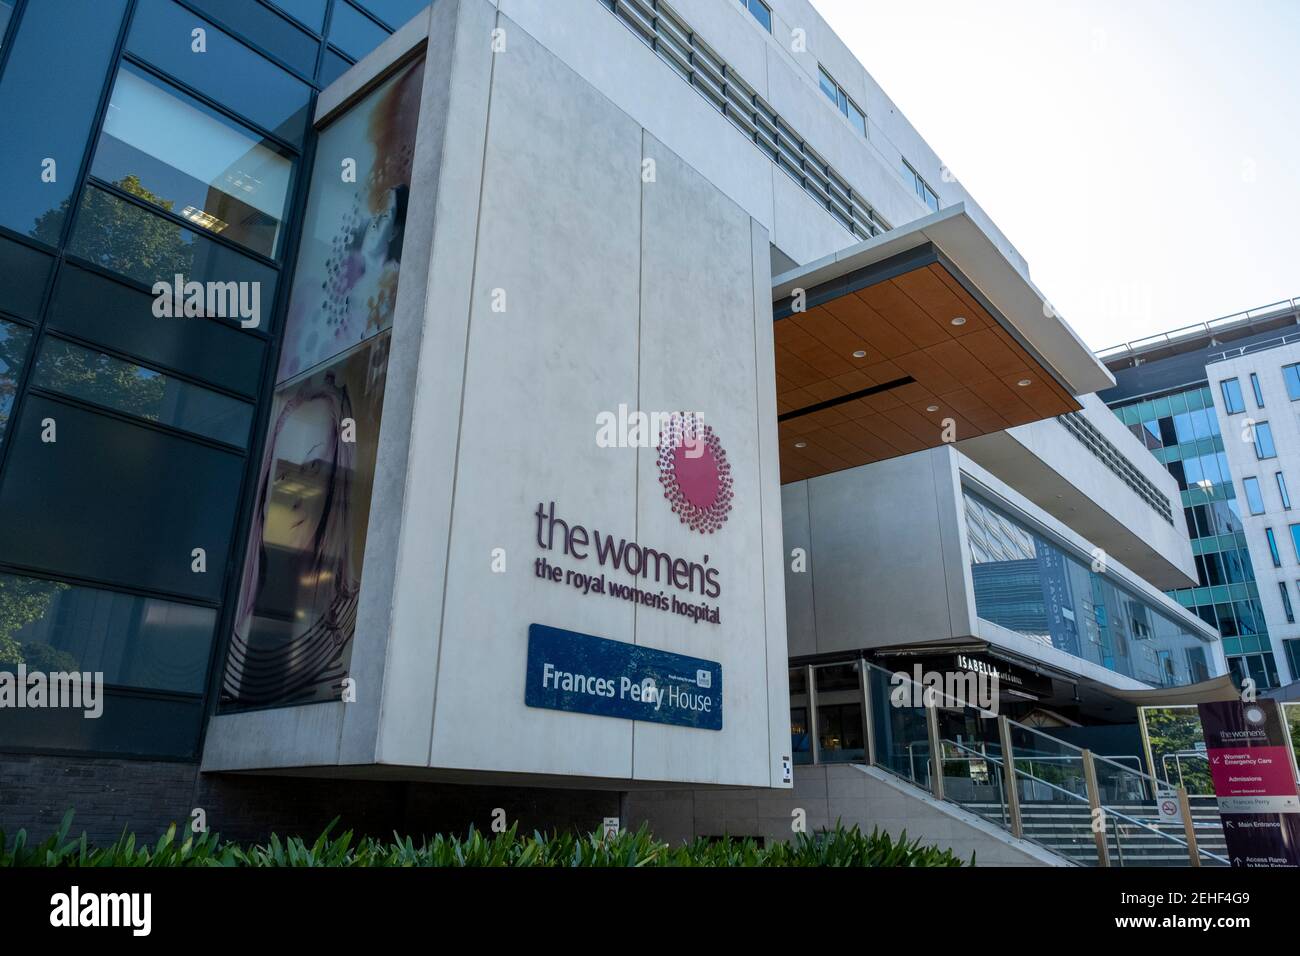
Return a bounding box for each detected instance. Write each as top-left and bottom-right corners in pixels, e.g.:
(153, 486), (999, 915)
(0, 810), (969, 867)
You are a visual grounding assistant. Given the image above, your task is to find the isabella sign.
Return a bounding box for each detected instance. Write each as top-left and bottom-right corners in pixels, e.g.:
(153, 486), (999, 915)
(1198, 699), (1300, 867)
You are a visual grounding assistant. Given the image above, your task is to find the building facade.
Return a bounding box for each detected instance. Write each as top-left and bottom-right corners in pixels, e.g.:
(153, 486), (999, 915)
(0, 0), (1227, 846)
(1100, 299), (1300, 690)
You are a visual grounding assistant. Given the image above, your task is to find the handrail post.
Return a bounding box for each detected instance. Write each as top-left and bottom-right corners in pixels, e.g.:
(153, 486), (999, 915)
(1082, 749), (1111, 867)
(806, 664), (820, 766)
(1178, 786), (1201, 867)
(997, 715), (1023, 839)
(926, 701), (944, 801)
(858, 658), (876, 767)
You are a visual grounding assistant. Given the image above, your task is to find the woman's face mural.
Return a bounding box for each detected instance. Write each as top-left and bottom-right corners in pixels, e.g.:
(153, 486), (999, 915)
(223, 59), (424, 709)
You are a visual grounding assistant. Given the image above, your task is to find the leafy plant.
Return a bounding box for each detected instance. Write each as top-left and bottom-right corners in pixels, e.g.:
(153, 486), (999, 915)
(0, 812), (968, 868)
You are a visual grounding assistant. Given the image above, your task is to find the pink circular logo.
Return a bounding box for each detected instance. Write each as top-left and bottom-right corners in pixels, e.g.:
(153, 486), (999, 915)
(657, 413), (733, 534)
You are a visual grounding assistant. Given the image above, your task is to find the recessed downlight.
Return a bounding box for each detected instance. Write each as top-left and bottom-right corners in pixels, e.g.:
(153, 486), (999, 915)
(852, 350), (867, 359)
(926, 405), (940, 412)
(951, 316), (967, 326)
(794, 441), (807, 449)
(1017, 378), (1032, 387)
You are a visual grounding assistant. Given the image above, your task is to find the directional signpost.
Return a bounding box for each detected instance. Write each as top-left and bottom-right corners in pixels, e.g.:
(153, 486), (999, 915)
(1198, 699), (1300, 867)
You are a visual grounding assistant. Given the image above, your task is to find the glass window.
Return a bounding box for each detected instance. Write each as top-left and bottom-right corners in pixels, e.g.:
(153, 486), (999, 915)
(0, 317), (34, 446)
(0, 0), (14, 51)
(0, 396), (245, 601)
(814, 664), (864, 763)
(1265, 527), (1281, 567)
(1282, 582), (1296, 624)
(93, 64), (294, 258)
(328, 0), (389, 61)
(1284, 364), (1300, 402)
(319, 46), (353, 87)
(845, 98), (867, 138)
(1291, 524), (1300, 563)
(818, 68), (838, 105)
(225, 58), (425, 711)
(742, 0), (773, 32)
(1251, 372), (1265, 408)
(1254, 421), (1277, 459)
(46, 264), (267, 398)
(128, 0), (312, 145)
(1221, 378), (1245, 414)
(0, 572), (215, 694)
(182, 0), (318, 77)
(0, 0), (130, 242)
(963, 489), (1213, 686)
(32, 337), (253, 446)
(1286, 641), (1300, 684)
(1243, 476), (1265, 515)
(67, 185), (278, 308)
(1278, 472), (1292, 510)
(0, 234), (54, 322)
(266, 0), (327, 32)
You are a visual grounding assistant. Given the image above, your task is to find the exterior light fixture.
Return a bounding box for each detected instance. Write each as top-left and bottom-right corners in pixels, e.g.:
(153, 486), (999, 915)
(852, 350), (867, 358)
(1017, 378), (1032, 387)
(950, 316), (966, 326)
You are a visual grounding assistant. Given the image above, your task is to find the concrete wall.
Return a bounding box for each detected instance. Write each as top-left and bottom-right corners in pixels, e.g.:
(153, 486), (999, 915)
(782, 447), (972, 658)
(959, 392), (1198, 589)
(204, 0), (790, 790)
(494, 0), (1030, 275)
(1209, 343), (1300, 683)
(782, 445), (1224, 686)
(625, 763), (1067, 866)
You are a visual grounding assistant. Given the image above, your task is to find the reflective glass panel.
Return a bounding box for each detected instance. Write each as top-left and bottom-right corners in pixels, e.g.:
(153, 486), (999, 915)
(0, 0), (129, 241)
(0, 317), (33, 446)
(0, 572), (215, 694)
(67, 185), (277, 311)
(32, 337), (253, 446)
(128, 0), (312, 145)
(94, 64), (293, 258)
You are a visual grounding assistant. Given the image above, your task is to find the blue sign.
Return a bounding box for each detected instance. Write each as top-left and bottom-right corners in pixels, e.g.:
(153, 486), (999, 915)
(525, 624), (722, 730)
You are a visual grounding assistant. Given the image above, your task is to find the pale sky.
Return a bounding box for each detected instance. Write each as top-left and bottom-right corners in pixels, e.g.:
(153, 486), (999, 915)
(810, 0), (1300, 351)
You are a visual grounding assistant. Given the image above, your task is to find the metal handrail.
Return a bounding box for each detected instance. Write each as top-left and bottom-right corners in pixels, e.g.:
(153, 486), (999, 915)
(869, 657), (1174, 799)
(1207, 330), (1300, 364)
(1096, 297), (1300, 360)
(941, 738), (1229, 865)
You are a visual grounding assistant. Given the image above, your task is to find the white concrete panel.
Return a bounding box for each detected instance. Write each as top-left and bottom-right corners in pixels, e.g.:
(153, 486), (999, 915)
(804, 449), (959, 653)
(425, 12), (644, 778)
(770, 168), (852, 267)
(202, 702), (345, 771)
(751, 217), (793, 789)
(362, 0), (500, 766)
(498, 0), (777, 237)
(781, 481), (817, 658)
(629, 135), (772, 787)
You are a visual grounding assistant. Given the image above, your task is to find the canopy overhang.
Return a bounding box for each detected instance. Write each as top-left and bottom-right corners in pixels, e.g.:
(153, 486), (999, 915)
(771, 205), (1115, 483)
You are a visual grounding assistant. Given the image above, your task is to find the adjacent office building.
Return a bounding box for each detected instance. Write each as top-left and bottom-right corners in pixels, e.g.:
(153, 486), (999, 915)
(0, 0), (1230, 848)
(1100, 299), (1300, 689)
